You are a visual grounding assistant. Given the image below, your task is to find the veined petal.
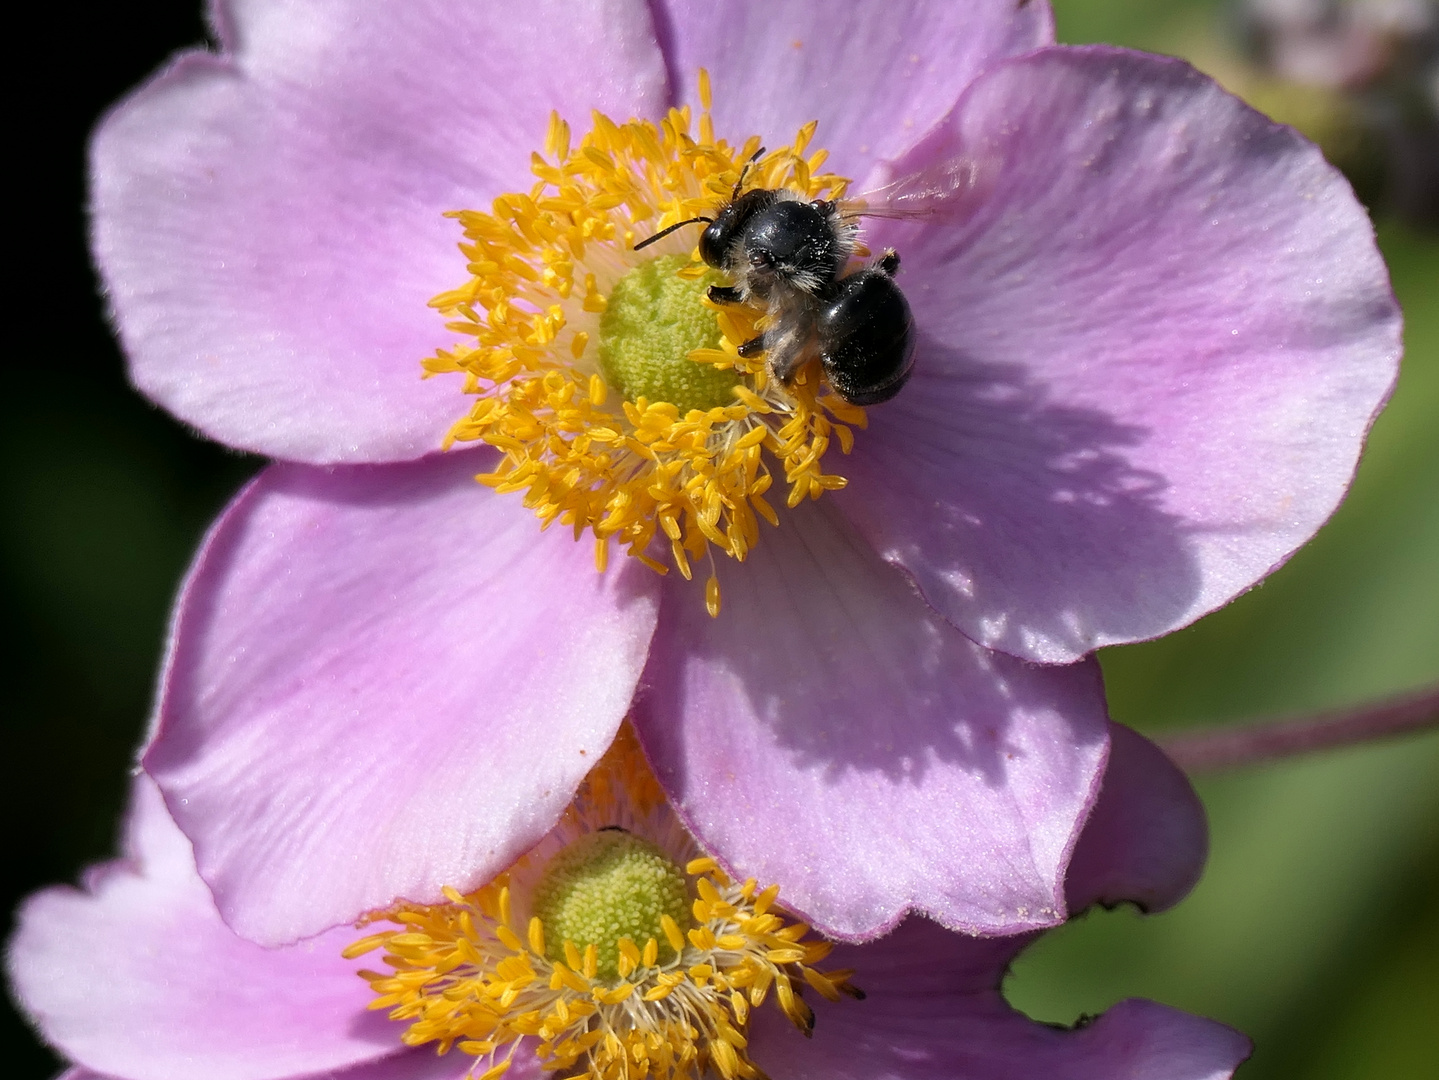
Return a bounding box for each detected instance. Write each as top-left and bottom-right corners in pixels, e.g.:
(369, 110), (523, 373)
(92, 0), (669, 464)
(633, 498), (1108, 942)
(144, 451), (660, 945)
(656, 0), (1052, 170)
(841, 46), (1401, 664)
(6, 778), (395, 1080)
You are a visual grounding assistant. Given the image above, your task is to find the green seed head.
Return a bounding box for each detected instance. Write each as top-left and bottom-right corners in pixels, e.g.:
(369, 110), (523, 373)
(597, 255), (738, 413)
(531, 829), (692, 980)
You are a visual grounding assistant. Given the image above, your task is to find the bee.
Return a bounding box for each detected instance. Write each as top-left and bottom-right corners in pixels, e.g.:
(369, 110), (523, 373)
(636, 153), (916, 406)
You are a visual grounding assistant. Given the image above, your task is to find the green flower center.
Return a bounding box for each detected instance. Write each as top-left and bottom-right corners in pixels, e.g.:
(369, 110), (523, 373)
(597, 255), (738, 412)
(531, 829), (692, 980)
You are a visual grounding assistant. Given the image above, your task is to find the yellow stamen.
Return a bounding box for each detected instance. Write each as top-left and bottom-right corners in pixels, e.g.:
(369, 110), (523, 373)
(425, 73), (867, 612)
(352, 726), (858, 1080)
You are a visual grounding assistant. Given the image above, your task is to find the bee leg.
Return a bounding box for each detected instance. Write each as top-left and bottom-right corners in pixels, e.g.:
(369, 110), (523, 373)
(707, 284), (745, 305)
(877, 248), (901, 276)
(737, 334), (767, 358)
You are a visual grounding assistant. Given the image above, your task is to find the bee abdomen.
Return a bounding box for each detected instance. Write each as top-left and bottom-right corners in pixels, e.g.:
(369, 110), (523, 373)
(817, 269), (916, 406)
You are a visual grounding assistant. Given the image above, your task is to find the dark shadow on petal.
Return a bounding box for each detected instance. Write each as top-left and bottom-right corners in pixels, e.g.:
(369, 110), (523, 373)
(838, 333), (1202, 660)
(640, 501), (1107, 790)
(342, 1009), (410, 1047)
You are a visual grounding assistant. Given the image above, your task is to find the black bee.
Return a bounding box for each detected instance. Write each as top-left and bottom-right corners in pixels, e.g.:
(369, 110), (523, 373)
(636, 156), (916, 406)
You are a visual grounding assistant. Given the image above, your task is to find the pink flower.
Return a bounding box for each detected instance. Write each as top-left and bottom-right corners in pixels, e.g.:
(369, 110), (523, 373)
(94, 0), (1400, 946)
(9, 725), (1250, 1080)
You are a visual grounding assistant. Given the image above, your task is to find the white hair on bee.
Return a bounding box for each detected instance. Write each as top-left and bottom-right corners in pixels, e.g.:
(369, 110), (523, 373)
(633, 162), (916, 407)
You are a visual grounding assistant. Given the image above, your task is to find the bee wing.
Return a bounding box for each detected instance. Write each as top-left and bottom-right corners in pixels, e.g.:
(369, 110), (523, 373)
(842, 156), (986, 225)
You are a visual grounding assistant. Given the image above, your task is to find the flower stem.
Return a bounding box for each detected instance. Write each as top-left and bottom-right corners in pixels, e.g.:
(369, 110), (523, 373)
(1158, 684), (1439, 773)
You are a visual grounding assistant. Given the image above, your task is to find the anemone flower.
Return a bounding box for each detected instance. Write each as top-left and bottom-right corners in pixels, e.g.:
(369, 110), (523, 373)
(10, 723), (1249, 1080)
(96, 0), (1400, 947)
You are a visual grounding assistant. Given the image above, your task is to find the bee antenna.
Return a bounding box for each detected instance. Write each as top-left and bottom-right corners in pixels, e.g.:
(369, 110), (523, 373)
(732, 146), (766, 199)
(633, 216), (715, 251)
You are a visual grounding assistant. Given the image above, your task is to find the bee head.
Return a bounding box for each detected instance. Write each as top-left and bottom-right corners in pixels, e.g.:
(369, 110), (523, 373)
(741, 199), (845, 295)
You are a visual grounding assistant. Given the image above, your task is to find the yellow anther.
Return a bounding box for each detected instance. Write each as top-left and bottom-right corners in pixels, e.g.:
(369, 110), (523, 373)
(661, 914), (687, 953)
(618, 938), (642, 967)
(556, 963), (592, 995)
(752, 884), (781, 916)
(340, 933), (390, 960)
(766, 947), (807, 965)
(711, 1037), (741, 1078)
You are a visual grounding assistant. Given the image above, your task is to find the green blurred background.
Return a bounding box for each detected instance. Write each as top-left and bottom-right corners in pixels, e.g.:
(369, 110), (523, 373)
(3, 1), (1435, 1076)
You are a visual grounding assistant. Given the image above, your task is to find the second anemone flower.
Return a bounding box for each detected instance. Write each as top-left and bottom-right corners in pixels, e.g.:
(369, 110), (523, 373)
(10, 724), (1252, 1080)
(344, 729), (864, 1078)
(95, 1), (1400, 947)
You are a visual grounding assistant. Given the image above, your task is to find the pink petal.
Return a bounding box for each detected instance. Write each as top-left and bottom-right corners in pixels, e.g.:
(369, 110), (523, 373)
(1066, 724), (1207, 916)
(632, 498), (1108, 942)
(752, 917), (1250, 1080)
(7, 778), (396, 1080)
(309, 1051), (493, 1080)
(53, 1051), (490, 1080)
(839, 46), (1401, 663)
(93, 0), (669, 464)
(145, 451), (660, 945)
(657, 0), (1051, 171)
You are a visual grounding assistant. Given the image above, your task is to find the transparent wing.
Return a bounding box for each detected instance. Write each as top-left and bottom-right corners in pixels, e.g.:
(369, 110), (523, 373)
(841, 156), (987, 225)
